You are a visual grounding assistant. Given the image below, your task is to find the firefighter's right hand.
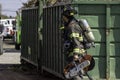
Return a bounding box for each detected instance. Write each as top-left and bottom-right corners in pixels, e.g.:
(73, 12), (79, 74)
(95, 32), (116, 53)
(73, 53), (85, 62)
(73, 54), (79, 61)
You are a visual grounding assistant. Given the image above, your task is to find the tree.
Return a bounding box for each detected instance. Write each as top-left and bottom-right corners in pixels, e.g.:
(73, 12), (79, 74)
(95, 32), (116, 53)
(22, 0), (39, 8)
(0, 14), (9, 19)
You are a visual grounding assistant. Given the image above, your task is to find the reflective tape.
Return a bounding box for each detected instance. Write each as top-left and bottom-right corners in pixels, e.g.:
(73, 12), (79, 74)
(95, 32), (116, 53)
(64, 7), (67, 11)
(70, 33), (79, 38)
(70, 33), (83, 41)
(79, 37), (83, 41)
(70, 12), (74, 16)
(59, 26), (64, 30)
(80, 49), (85, 53)
(68, 48), (85, 57)
(73, 48), (80, 53)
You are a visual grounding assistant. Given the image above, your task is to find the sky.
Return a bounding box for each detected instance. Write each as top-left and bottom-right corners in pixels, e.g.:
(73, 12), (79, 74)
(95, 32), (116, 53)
(0, 0), (28, 17)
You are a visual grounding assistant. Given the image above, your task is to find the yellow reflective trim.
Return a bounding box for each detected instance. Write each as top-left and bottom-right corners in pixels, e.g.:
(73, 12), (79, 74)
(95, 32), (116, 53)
(68, 48), (85, 57)
(68, 52), (74, 57)
(70, 33), (79, 38)
(64, 8), (66, 11)
(59, 26), (64, 30)
(79, 37), (83, 41)
(73, 48), (80, 53)
(70, 12), (74, 16)
(80, 49), (85, 53)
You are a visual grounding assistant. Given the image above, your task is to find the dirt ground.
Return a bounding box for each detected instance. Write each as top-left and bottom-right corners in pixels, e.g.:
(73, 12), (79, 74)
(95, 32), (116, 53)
(0, 39), (62, 80)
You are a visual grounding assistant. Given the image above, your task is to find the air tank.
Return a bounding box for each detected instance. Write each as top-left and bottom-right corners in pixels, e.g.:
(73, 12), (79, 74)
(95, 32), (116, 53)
(78, 19), (95, 42)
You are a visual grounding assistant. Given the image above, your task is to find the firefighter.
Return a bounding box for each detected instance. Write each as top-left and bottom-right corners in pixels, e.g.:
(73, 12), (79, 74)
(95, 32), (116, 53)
(61, 5), (86, 63)
(61, 6), (86, 80)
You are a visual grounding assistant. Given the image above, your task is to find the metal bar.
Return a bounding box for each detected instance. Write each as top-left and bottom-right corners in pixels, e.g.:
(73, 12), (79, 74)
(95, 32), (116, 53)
(106, 4), (111, 80)
(72, 1), (120, 5)
(38, 0), (43, 53)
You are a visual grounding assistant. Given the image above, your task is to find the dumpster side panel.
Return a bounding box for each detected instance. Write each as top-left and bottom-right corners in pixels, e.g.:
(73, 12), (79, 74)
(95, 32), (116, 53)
(73, 4), (106, 79)
(110, 4), (120, 79)
(21, 8), (39, 66)
(42, 6), (64, 78)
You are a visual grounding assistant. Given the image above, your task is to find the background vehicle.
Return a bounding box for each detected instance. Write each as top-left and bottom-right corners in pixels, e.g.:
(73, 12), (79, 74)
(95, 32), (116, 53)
(0, 19), (16, 40)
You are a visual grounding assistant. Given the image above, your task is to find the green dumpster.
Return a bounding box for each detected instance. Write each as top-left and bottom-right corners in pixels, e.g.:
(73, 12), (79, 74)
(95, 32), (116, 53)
(42, 0), (120, 80)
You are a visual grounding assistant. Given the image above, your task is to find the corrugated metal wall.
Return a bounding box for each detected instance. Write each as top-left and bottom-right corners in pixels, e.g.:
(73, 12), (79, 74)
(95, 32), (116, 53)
(21, 7), (39, 66)
(42, 2), (120, 80)
(42, 6), (64, 78)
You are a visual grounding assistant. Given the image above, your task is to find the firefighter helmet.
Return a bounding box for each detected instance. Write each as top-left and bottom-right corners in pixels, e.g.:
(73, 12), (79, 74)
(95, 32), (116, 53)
(62, 5), (77, 17)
